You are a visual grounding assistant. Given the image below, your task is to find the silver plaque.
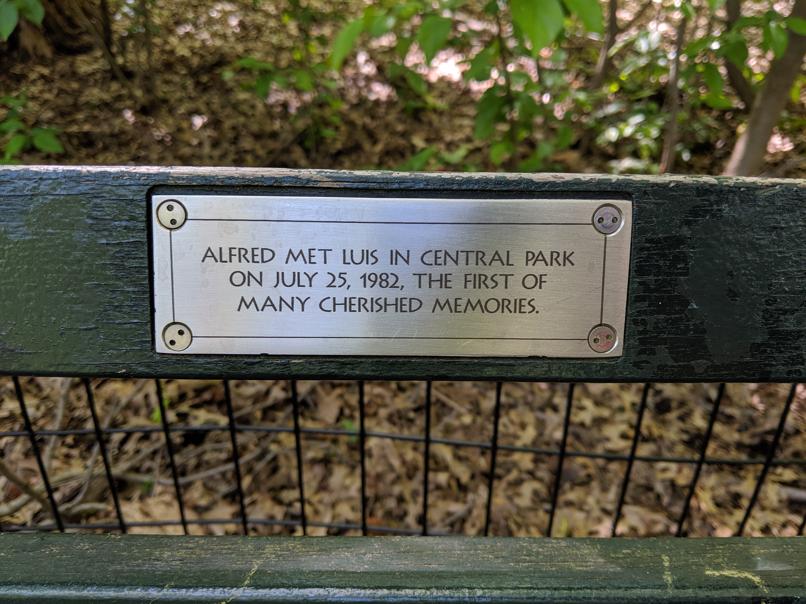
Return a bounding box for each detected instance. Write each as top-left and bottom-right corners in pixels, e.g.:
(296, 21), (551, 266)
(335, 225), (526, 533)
(151, 195), (632, 357)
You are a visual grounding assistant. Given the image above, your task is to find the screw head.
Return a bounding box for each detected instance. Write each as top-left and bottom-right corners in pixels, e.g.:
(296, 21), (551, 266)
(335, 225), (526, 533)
(592, 204), (623, 235)
(162, 322), (192, 352)
(588, 324), (618, 353)
(156, 199), (187, 230)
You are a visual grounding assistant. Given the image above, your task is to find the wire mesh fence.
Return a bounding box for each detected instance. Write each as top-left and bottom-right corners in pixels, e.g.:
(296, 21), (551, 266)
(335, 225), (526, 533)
(1, 378), (803, 537)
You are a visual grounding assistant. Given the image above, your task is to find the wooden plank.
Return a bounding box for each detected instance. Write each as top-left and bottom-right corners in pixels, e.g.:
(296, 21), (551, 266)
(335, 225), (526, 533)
(0, 166), (804, 381)
(0, 534), (803, 602)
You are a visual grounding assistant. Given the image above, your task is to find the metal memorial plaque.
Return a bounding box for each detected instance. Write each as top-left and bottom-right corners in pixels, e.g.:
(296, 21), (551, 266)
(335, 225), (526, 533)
(151, 195), (632, 357)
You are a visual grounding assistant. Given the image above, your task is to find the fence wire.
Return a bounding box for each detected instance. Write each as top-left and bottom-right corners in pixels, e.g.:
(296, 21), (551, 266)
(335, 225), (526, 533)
(0, 378), (803, 537)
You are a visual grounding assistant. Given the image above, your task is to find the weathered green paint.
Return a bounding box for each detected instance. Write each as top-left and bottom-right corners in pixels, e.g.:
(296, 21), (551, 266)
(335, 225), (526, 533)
(0, 166), (804, 381)
(0, 534), (803, 602)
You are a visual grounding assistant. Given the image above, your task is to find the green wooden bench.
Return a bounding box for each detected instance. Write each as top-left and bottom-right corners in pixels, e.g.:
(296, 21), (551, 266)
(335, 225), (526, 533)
(0, 166), (804, 602)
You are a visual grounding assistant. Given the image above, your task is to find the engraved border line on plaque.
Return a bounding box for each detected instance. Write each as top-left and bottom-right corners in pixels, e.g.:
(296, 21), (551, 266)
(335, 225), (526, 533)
(178, 219), (607, 343)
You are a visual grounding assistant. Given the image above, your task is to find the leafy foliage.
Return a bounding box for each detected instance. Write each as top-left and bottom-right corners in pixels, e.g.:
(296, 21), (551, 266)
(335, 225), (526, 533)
(0, 94), (64, 163)
(223, 0), (347, 151)
(314, 0), (803, 173)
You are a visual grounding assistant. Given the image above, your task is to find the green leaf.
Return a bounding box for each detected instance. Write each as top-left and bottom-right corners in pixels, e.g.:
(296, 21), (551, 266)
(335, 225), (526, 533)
(465, 42), (498, 81)
(763, 20), (788, 58)
(331, 18), (363, 70)
(368, 12), (395, 37)
(700, 63), (733, 110)
(3, 93), (26, 109)
(562, 0), (603, 33)
(394, 34), (414, 59)
(490, 139), (514, 165)
(791, 74), (805, 103)
(483, 0), (500, 15)
(509, 0), (564, 56)
(555, 124), (574, 149)
(518, 140), (553, 171)
(416, 15), (452, 64)
(440, 145), (469, 164)
(31, 128), (63, 153)
(703, 92), (732, 110)
(683, 35), (712, 58)
(701, 63), (721, 91)
(398, 147), (437, 171)
(720, 31), (748, 68)
(397, 2), (425, 21)
(734, 15), (763, 30)
(0, 1), (19, 41)
(234, 56), (273, 71)
(272, 73), (289, 89)
(254, 73), (272, 97)
(389, 63), (428, 97)
(474, 88), (506, 139)
(293, 69), (314, 92)
(0, 116), (23, 133)
(17, 0), (43, 25)
(4, 132), (27, 159)
(515, 92), (539, 122)
(786, 16), (806, 36)
(707, 0), (725, 10)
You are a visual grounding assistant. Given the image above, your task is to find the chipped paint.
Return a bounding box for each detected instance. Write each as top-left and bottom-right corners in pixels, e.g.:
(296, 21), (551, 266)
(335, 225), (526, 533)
(661, 554), (673, 591)
(705, 568), (769, 594)
(0, 534), (805, 601)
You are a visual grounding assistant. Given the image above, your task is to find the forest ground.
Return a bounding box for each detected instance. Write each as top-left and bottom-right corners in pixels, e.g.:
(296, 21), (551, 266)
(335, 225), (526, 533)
(1, 379), (804, 537)
(0, 0), (804, 174)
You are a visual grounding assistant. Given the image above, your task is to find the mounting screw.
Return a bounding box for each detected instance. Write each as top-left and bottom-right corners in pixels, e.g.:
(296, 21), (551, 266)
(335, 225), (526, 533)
(588, 324), (617, 353)
(156, 199), (187, 230)
(592, 204), (623, 235)
(162, 322), (192, 352)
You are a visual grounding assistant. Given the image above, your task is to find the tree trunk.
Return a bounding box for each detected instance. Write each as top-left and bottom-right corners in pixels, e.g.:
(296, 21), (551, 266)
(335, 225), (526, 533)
(723, 0), (806, 175)
(724, 0), (755, 110)
(659, 11), (688, 174)
(12, 0), (111, 58)
(100, 0), (113, 54)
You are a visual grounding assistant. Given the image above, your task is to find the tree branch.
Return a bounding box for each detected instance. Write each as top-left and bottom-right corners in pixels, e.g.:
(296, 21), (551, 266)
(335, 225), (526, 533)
(660, 9), (689, 173)
(591, 0), (618, 87)
(0, 457), (51, 514)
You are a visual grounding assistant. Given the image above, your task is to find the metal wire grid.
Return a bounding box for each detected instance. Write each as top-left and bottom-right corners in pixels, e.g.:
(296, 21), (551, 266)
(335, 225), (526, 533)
(0, 378), (803, 537)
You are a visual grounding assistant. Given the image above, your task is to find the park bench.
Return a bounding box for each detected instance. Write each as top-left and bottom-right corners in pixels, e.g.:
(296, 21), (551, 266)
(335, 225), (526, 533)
(0, 165), (804, 602)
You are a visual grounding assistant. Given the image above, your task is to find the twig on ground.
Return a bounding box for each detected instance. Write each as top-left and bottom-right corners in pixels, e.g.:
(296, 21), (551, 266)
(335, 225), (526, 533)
(43, 378), (72, 471)
(67, 380), (148, 509)
(0, 457), (51, 513)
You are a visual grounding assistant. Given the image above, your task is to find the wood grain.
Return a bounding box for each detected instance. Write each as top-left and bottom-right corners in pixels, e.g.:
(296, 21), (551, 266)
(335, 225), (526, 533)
(0, 166), (804, 381)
